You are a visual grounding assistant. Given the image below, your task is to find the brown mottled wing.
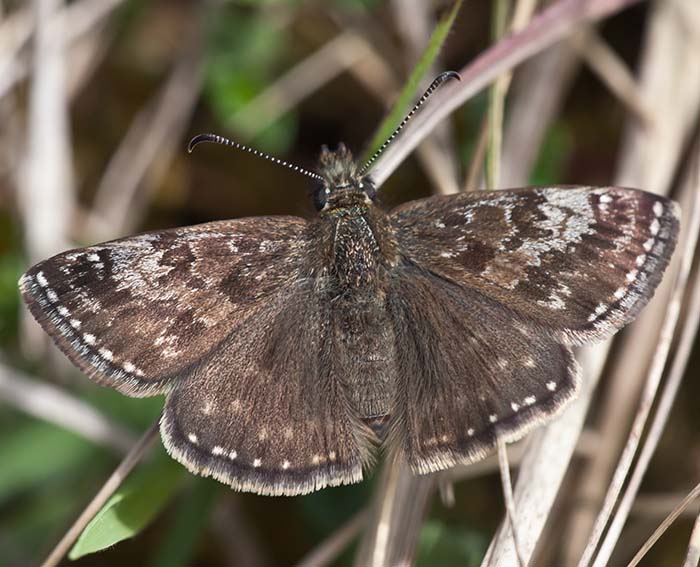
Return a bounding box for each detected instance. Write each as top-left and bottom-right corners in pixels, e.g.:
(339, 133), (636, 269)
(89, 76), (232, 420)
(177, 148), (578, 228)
(19, 217), (310, 396)
(161, 278), (373, 496)
(391, 187), (679, 345)
(387, 266), (580, 473)
(21, 216), (371, 495)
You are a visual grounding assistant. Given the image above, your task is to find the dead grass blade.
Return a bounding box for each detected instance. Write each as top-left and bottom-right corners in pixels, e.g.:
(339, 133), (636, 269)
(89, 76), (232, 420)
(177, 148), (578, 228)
(589, 147), (700, 566)
(40, 418), (160, 567)
(0, 363), (135, 453)
(371, 0), (643, 187)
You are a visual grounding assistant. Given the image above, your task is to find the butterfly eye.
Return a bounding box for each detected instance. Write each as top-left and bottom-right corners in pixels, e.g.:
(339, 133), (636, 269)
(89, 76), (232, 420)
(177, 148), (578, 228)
(362, 181), (377, 201)
(314, 186), (330, 210)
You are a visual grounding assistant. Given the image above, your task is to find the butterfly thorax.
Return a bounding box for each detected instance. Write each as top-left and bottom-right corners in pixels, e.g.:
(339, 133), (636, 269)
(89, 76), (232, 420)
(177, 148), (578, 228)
(314, 145), (398, 421)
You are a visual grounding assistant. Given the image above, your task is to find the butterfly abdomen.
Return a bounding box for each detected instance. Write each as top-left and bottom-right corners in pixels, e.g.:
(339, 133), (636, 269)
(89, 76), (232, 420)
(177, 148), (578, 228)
(316, 203), (399, 421)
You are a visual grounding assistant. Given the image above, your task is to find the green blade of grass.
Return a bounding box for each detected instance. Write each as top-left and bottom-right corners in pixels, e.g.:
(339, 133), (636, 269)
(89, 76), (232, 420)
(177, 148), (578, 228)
(68, 449), (184, 560)
(362, 0), (463, 162)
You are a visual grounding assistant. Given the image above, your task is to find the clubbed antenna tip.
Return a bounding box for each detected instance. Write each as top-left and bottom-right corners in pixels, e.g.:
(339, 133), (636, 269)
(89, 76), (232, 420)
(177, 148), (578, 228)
(359, 71), (461, 176)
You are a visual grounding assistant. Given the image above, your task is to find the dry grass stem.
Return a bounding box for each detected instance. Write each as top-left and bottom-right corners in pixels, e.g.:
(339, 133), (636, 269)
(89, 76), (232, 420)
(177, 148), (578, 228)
(626, 483), (700, 567)
(486, 0), (509, 192)
(497, 438), (526, 567)
(232, 30), (381, 139)
(21, 0), (74, 262)
(86, 45), (204, 240)
(684, 509), (700, 567)
(570, 28), (653, 127)
(483, 343), (607, 566)
(371, 0), (643, 187)
(571, 2), (700, 562)
(64, 21), (110, 99)
(297, 509), (369, 567)
(0, 5), (33, 96)
(590, 152), (700, 567)
(390, 0), (460, 196)
(41, 417), (160, 567)
(0, 0), (126, 100)
(464, 118), (490, 191)
(0, 363), (135, 453)
(483, 0), (539, 192)
(500, 41), (580, 187)
(414, 138), (461, 195)
(566, 2), (700, 559)
(632, 494), (700, 520)
(353, 460), (434, 567)
(615, 0), (700, 190)
(19, 0), (75, 355)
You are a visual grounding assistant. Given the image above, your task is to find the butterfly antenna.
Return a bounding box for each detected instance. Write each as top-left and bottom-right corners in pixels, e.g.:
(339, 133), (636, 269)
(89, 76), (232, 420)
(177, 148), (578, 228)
(188, 133), (325, 183)
(359, 71), (461, 176)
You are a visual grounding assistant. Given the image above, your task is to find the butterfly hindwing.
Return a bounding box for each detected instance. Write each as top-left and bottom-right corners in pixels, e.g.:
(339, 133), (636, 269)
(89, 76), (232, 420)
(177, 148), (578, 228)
(19, 217), (310, 396)
(160, 278), (373, 496)
(387, 266), (580, 473)
(391, 186), (679, 345)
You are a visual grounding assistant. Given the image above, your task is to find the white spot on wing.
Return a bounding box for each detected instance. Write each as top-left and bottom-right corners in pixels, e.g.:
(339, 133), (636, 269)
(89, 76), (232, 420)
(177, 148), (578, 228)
(282, 460), (290, 470)
(653, 201), (663, 217)
(83, 333), (96, 345)
(524, 396), (536, 406)
(212, 446), (224, 456)
(511, 402), (520, 412)
(37, 272), (48, 287)
(188, 433), (198, 444)
(253, 458), (262, 467)
(489, 414), (497, 423)
(98, 348), (113, 361)
(650, 218), (660, 236)
(546, 381), (557, 391)
(588, 302), (608, 321)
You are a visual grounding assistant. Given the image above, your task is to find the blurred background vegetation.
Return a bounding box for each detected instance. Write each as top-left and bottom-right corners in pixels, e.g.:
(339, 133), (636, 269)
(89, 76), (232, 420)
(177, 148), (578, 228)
(1, 0), (699, 565)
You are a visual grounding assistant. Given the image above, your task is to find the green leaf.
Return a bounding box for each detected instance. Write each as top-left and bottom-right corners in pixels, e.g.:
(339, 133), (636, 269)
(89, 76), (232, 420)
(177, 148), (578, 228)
(417, 520), (488, 567)
(362, 0), (464, 161)
(68, 450), (184, 559)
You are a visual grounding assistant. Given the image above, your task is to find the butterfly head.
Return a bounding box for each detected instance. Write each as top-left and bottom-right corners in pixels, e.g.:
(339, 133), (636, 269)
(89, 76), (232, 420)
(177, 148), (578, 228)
(314, 143), (376, 211)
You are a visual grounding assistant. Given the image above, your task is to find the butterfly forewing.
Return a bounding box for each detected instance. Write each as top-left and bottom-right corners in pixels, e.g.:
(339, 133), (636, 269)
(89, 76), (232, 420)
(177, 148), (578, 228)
(19, 217), (310, 396)
(387, 266), (580, 473)
(390, 186), (680, 345)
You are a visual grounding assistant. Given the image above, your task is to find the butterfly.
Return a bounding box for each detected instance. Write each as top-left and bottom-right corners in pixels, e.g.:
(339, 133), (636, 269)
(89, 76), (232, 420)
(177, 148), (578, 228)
(19, 73), (680, 495)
